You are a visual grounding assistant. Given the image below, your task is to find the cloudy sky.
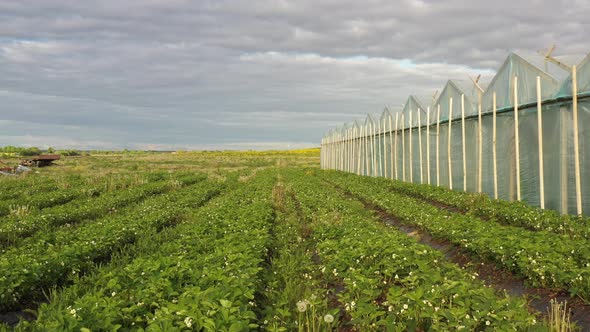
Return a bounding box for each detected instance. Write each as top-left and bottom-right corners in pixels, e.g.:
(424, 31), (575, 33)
(0, 0), (588, 150)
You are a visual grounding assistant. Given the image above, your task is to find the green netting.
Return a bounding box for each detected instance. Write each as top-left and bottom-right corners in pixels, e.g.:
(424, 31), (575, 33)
(481, 53), (565, 114)
(322, 51), (590, 216)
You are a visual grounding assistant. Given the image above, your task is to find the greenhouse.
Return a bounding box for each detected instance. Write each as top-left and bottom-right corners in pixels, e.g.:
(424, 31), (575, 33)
(321, 51), (590, 216)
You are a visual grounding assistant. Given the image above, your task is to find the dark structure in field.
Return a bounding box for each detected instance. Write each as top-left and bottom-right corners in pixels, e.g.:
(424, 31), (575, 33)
(21, 155), (60, 167)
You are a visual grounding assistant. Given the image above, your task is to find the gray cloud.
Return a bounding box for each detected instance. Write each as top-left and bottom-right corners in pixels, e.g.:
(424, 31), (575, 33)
(0, 0), (588, 149)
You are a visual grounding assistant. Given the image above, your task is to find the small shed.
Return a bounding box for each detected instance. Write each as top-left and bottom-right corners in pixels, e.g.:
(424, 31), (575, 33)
(21, 155), (60, 167)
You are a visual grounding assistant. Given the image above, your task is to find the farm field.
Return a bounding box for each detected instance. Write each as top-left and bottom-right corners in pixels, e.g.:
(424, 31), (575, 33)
(1, 149), (590, 331)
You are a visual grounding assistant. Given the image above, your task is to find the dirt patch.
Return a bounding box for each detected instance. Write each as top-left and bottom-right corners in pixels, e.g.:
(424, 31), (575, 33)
(326, 281), (354, 331)
(0, 310), (36, 326)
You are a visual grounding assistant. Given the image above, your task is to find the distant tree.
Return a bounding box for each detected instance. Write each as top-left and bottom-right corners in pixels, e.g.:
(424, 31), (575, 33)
(20, 147), (42, 156)
(47, 147), (55, 154)
(59, 149), (81, 156)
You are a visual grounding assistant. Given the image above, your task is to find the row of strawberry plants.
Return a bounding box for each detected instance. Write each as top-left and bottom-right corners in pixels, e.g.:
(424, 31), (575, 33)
(15, 170), (277, 331)
(258, 179), (337, 331)
(0, 176), (222, 312)
(287, 169), (538, 331)
(0, 178), (61, 201)
(0, 173), (206, 247)
(382, 176), (590, 239)
(0, 172), (154, 218)
(322, 171), (590, 302)
(0, 179), (110, 218)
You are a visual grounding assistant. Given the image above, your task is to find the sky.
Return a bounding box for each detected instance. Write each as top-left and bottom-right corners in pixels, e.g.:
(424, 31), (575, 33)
(0, 0), (588, 150)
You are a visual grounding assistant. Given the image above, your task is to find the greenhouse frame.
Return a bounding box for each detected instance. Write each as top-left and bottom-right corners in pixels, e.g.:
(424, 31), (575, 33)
(320, 51), (590, 216)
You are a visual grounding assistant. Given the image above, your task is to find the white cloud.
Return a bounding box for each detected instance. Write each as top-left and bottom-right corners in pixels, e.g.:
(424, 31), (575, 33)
(0, 0), (587, 149)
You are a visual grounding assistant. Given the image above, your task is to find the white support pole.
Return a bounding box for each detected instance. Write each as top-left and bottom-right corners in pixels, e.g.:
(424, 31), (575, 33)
(320, 138), (324, 169)
(367, 123), (371, 175)
(572, 65), (583, 215)
(348, 129), (352, 173)
(493, 92), (498, 199)
(427, 107), (431, 185)
(348, 128), (354, 173)
(409, 111), (413, 183)
(352, 128), (356, 174)
(354, 128), (362, 175)
(379, 119), (387, 176)
(478, 90), (483, 192)
(418, 109), (423, 184)
(342, 131), (345, 172)
(342, 132), (345, 171)
(358, 127), (362, 175)
(436, 105), (441, 186)
(338, 133), (340, 170)
(339, 133), (341, 171)
(324, 137), (327, 169)
(331, 134), (334, 170)
(514, 76), (521, 201)
(354, 130), (357, 173)
(327, 136), (330, 169)
(340, 131), (346, 171)
(461, 94), (467, 192)
(371, 122), (378, 176)
(389, 113), (394, 179)
(536, 76), (545, 209)
(361, 125), (367, 175)
(394, 113), (399, 180)
(402, 114), (406, 181)
(346, 132), (349, 172)
(338, 133), (340, 171)
(333, 133), (336, 170)
(344, 130), (347, 172)
(378, 119), (385, 176)
(365, 125), (370, 175)
(383, 119), (387, 178)
(350, 128), (354, 173)
(375, 122), (380, 176)
(448, 97), (453, 190)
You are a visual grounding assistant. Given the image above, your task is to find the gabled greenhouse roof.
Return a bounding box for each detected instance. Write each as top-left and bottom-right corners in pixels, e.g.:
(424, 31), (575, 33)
(556, 52), (590, 97)
(364, 113), (377, 126)
(379, 107), (393, 121)
(401, 95), (429, 126)
(352, 119), (362, 129)
(433, 80), (479, 121)
(481, 52), (570, 113)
